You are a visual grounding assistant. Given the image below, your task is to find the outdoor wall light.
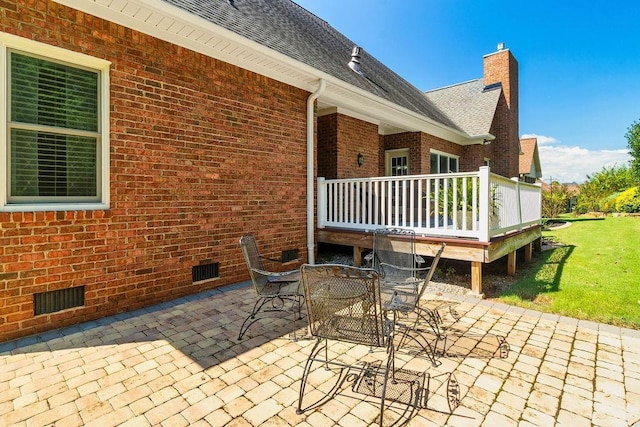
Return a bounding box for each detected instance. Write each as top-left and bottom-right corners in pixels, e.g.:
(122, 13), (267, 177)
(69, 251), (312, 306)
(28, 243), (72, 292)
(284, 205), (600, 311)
(357, 152), (364, 167)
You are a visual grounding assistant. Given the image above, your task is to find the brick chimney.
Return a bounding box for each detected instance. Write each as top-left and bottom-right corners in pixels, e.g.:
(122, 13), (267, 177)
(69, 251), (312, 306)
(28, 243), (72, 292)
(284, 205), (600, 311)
(483, 43), (520, 178)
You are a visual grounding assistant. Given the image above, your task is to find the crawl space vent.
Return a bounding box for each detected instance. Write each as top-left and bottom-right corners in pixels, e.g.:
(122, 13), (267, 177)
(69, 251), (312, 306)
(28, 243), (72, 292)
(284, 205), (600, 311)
(34, 286), (85, 316)
(192, 262), (219, 282)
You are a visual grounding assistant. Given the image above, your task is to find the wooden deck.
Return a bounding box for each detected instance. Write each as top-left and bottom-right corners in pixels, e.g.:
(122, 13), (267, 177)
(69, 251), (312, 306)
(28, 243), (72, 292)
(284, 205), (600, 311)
(317, 224), (542, 296)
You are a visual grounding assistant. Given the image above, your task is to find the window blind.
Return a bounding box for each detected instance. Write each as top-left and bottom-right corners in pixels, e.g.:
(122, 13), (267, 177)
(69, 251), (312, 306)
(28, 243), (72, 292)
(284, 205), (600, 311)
(9, 51), (100, 200)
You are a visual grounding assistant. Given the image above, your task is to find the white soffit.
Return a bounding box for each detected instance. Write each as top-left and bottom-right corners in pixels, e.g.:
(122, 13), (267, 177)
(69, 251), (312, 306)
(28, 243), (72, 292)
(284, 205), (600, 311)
(53, 0), (472, 144)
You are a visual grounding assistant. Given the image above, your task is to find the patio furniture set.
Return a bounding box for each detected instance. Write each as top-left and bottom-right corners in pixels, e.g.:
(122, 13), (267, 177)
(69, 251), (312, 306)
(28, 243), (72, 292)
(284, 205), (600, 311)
(239, 230), (505, 425)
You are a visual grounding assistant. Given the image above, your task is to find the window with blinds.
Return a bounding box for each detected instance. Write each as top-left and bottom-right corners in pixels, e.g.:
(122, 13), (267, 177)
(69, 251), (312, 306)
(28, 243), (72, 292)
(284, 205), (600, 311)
(7, 51), (101, 203)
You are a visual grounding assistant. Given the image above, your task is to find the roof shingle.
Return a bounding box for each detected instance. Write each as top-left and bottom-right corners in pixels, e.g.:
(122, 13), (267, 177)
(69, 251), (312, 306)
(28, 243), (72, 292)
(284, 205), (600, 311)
(424, 79), (501, 137)
(161, 0), (460, 130)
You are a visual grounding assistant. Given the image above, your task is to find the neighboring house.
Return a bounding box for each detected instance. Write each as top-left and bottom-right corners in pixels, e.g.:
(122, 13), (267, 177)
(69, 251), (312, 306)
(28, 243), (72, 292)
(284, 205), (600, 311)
(0, 0), (526, 342)
(519, 137), (543, 183)
(565, 183), (580, 212)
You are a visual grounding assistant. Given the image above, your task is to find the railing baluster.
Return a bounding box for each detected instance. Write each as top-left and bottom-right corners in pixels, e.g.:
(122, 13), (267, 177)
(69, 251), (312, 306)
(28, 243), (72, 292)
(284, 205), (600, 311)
(316, 168), (540, 241)
(453, 176), (458, 231)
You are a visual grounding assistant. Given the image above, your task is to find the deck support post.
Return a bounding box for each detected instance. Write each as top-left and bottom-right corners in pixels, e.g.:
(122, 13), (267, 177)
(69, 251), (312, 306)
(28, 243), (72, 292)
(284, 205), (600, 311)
(533, 237), (542, 252)
(524, 242), (533, 263)
(507, 250), (516, 275)
(471, 261), (482, 295)
(353, 247), (363, 267)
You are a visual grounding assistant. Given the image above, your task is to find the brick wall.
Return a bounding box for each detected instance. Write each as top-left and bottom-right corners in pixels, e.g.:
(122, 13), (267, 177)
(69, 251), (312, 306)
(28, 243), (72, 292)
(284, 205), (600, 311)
(484, 49), (520, 178)
(381, 132), (421, 174)
(382, 132), (466, 174)
(0, 1), (309, 342)
(317, 114), (337, 179)
(319, 113), (379, 179)
(460, 144), (492, 172)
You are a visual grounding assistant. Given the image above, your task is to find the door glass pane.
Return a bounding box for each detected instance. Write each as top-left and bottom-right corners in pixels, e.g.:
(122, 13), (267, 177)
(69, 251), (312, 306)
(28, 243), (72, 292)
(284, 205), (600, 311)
(390, 155), (408, 176)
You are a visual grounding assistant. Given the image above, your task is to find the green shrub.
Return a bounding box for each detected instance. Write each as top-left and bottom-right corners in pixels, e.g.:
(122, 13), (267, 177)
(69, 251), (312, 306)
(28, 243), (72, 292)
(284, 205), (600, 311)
(542, 182), (569, 218)
(615, 187), (640, 213)
(600, 192), (621, 213)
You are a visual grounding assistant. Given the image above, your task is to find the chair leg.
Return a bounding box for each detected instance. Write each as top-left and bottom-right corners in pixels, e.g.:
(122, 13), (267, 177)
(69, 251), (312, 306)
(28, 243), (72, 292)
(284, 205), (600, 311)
(238, 314), (258, 340)
(297, 339), (324, 415)
(239, 294), (302, 340)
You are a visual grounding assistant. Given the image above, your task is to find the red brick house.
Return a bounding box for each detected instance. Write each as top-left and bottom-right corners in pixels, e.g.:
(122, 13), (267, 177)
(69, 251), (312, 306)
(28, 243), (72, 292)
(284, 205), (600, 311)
(0, 0), (526, 342)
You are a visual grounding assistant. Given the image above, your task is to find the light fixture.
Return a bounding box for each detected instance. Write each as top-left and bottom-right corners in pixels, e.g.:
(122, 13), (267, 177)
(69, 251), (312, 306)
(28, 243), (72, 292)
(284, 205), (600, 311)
(357, 153), (364, 167)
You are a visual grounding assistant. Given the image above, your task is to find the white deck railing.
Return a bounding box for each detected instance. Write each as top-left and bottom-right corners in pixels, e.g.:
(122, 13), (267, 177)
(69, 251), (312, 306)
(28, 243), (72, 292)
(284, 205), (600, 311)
(317, 166), (541, 242)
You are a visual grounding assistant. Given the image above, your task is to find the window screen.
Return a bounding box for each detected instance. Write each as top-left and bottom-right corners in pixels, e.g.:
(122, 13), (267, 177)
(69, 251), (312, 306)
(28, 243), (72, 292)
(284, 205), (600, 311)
(8, 51), (100, 202)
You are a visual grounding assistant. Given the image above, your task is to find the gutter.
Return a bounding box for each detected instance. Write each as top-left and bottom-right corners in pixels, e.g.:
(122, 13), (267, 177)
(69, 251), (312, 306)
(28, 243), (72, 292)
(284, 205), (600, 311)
(306, 79), (326, 264)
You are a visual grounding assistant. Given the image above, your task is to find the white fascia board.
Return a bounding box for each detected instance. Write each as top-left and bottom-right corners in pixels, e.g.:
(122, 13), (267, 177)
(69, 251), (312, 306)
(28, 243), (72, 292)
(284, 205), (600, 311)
(54, 0), (473, 144)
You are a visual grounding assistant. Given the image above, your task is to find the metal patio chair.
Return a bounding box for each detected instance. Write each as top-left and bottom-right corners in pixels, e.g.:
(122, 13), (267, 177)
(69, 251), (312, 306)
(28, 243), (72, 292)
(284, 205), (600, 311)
(238, 234), (303, 340)
(368, 229), (460, 343)
(296, 264), (399, 426)
(297, 263), (460, 421)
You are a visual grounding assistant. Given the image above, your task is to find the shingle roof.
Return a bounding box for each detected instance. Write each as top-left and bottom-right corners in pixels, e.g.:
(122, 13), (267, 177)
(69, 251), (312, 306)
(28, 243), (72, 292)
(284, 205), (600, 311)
(161, 0), (460, 131)
(424, 79), (501, 138)
(519, 137), (542, 177)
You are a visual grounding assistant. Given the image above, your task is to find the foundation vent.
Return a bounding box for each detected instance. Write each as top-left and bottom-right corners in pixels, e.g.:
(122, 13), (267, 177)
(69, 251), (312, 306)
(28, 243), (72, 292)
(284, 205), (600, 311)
(281, 249), (299, 263)
(34, 286), (85, 316)
(192, 262), (219, 282)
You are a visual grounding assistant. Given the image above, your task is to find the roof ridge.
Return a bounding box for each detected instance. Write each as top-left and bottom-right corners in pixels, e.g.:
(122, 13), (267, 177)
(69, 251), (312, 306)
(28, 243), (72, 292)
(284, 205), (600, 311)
(425, 78), (482, 94)
(290, 0), (329, 26)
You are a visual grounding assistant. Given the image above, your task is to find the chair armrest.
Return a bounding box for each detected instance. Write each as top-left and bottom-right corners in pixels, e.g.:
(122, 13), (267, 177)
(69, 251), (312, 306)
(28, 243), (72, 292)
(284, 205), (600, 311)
(260, 255), (284, 263)
(380, 263), (430, 274)
(252, 268), (300, 283)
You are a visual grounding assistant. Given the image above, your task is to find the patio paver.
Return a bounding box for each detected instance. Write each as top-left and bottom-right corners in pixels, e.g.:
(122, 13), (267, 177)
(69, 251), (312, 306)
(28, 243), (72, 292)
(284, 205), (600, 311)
(1, 282), (640, 426)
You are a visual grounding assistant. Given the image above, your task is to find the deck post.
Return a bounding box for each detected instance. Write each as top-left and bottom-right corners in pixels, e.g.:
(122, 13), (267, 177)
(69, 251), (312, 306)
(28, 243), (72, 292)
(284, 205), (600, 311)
(317, 177), (326, 228)
(478, 167), (491, 243)
(353, 246), (363, 267)
(471, 261), (482, 295)
(507, 250), (516, 275)
(524, 242), (533, 263)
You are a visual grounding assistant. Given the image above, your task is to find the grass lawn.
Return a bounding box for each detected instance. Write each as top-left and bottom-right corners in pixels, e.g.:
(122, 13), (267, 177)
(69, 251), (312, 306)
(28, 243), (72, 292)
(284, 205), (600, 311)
(496, 216), (640, 329)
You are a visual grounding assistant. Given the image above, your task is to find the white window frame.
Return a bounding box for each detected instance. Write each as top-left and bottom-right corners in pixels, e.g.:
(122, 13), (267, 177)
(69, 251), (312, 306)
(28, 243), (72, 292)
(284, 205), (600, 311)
(0, 32), (110, 212)
(429, 149), (459, 174)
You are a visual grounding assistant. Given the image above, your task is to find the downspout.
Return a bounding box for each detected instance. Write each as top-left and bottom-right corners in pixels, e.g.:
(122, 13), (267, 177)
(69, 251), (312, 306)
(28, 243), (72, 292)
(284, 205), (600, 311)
(306, 79), (326, 264)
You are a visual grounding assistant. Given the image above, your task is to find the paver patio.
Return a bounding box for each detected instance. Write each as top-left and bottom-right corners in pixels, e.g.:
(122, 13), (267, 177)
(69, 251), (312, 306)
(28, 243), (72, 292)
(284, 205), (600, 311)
(1, 281), (639, 426)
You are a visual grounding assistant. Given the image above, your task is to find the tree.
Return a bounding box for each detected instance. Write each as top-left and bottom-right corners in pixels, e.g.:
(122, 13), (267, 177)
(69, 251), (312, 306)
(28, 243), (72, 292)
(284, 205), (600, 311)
(542, 181), (569, 218)
(627, 119), (640, 183)
(575, 165), (635, 214)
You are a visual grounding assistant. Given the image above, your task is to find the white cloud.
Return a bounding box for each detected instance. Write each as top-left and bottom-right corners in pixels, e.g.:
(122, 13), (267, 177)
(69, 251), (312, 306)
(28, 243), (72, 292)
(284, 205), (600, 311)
(539, 146), (631, 184)
(522, 134), (632, 183)
(522, 133), (557, 145)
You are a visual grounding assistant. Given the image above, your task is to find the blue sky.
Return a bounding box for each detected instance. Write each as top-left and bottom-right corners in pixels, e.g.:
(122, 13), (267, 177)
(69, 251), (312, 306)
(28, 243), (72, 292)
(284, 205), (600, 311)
(294, 0), (639, 183)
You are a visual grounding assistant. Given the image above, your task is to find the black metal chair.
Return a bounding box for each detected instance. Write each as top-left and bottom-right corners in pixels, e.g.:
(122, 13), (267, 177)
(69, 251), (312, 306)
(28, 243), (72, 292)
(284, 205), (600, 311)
(297, 264), (397, 426)
(238, 234), (303, 340)
(368, 229), (460, 356)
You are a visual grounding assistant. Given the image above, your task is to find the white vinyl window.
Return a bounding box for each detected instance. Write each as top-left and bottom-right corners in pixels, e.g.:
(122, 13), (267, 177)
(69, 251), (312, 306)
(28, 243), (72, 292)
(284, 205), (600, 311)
(430, 150), (459, 173)
(1, 32), (110, 211)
